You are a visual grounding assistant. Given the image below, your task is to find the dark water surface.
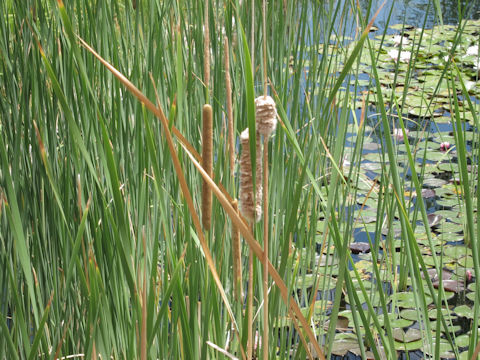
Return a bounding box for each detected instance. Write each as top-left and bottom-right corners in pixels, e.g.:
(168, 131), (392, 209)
(354, 0), (480, 31)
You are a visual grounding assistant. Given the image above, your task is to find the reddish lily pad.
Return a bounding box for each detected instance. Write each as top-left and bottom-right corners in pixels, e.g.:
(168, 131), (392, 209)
(350, 242), (371, 254)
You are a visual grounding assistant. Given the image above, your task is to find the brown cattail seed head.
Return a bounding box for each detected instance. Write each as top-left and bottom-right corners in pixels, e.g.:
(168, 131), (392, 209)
(255, 95), (277, 137)
(239, 129), (262, 222)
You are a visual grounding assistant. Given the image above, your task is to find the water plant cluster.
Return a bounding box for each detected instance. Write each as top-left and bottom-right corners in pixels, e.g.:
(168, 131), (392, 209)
(0, 0), (479, 359)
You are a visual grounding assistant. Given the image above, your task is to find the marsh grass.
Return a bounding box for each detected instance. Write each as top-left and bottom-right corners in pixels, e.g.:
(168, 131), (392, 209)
(1, 0), (479, 359)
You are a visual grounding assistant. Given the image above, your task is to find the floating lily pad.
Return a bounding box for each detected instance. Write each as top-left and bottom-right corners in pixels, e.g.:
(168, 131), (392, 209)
(435, 221), (463, 233)
(331, 340), (361, 357)
(443, 245), (471, 258)
(454, 305), (473, 319)
(422, 340), (455, 357)
(389, 291), (433, 308)
(295, 274), (337, 291)
(350, 242), (371, 254)
(400, 309), (421, 321)
(423, 177), (448, 187)
(394, 338), (423, 351)
(466, 292), (476, 302)
(345, 290), (383, 307)
(430, 321), (462, 335)
(434, 279), (467, 293)
(393, 327), (422, 343)
(428, 308), (457, 321)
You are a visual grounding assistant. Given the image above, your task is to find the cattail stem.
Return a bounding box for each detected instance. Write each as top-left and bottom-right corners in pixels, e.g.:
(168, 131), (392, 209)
(239, 128), (262, 359)
(261, 1), (269, 357)
(262, 139), (269, 360)
(224, 36), (235, 176)
(204, 0), (210, 97)
(232, 199), (242, 300)
(247, 225), (254, 360)
(262, 0), (267, 97)
(255, 94), (277, 359)
(202, 105), (213, 230)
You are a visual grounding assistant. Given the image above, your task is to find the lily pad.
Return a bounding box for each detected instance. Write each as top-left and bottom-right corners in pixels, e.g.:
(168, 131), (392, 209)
(454, 305), (473, 319)
(389, 291), (433, 308)
(331, 339), (361, 356)
(350, 242), (371, 254)
(394, 338), (423, 351)
(393, 328), (422, 343)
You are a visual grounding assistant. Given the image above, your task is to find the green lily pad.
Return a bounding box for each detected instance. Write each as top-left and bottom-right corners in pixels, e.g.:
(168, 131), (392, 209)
(423, 177), (448, 187)
(443, 245), (472, 258)
(454, 305), (473, 319)
(435, 222), (464, 233)
(331, 339), (360, 356)
(345, 290), (383, 307)
(428, 307), (457, 321)
(422, 339), (455, 357)
(393, 327), (422, 343)
(400, 309), (421, 321)
(389, 291), (433, 308)
(466, 292), (476, 302)
(394, 338), (423, 351)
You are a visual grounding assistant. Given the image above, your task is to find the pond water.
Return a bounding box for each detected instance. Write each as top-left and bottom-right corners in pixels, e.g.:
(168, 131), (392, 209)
(294, 1), (480, 359)
(336, 0), (480, 35)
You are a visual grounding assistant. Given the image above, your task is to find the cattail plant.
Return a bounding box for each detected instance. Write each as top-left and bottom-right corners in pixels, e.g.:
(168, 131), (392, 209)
(258, 1), (278, 355)
(202, 104), (213, 230)
(239, 127), (262, 359)
(256, 94), (277, 359)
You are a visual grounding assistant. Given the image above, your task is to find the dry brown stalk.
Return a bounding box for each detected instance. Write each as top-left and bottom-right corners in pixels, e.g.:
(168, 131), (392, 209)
(202, 104), (213, 230)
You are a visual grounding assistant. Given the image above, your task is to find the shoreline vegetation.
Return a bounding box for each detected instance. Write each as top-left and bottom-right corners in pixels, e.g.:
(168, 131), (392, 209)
(1, 0), (479, 359)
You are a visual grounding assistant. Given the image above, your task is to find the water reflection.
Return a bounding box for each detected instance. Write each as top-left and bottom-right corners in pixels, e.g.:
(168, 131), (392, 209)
(359, 0), (480, 31)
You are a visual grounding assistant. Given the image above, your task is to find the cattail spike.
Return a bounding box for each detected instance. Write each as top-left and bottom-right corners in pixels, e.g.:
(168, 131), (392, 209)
(255, 95), (277, 137)
(201, 104), (213, 230)
(239, 129), (262, 222)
